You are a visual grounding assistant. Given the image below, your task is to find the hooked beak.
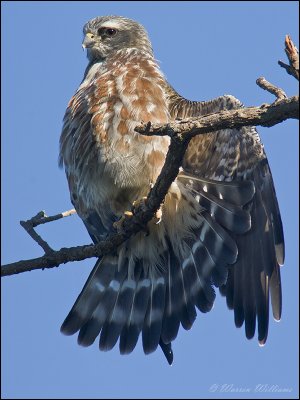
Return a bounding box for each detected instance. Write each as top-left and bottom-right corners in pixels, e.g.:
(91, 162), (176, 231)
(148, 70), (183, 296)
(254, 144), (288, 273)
(82, 32), (96, 49)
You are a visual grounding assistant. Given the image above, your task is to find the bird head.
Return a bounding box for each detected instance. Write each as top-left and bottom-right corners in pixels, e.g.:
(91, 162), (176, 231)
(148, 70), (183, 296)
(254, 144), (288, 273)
(82, 15), (153, 62)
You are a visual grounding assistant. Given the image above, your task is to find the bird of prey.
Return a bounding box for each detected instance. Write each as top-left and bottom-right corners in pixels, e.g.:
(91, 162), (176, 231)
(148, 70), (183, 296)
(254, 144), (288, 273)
(59, 15), (284, 364)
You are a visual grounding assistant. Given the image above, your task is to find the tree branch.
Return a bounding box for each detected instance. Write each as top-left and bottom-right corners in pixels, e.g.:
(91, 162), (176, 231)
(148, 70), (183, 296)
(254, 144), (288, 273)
(2, 95), (298, 277)
(2, 36), (299, 278)
(278, 35), (299, 80)
(135, 96), (298, 138)
(256, 77), (287, 102)
(19, 209), (76, 254)
(1, 132), (189, 277)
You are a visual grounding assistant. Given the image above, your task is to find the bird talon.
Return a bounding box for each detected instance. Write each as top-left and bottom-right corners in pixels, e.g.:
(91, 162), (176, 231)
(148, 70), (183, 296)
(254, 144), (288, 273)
(124, 211), (133, 217)
(113, 211), (133, 233)
(154, 208), (163, 224)
(132, 197), (162, 224)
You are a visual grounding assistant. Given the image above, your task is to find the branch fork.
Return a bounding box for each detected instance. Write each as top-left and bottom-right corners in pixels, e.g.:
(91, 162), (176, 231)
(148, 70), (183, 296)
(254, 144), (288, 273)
(1, 36), (299, 277)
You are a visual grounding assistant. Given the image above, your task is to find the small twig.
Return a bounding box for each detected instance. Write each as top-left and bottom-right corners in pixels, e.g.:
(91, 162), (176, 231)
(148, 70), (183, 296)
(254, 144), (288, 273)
(278, 35), (299, 80)
(20, 209), (77, 254)
(30, 209), (77, 227)
(20, 218), (54, 254)
(256, 77), (287, 102)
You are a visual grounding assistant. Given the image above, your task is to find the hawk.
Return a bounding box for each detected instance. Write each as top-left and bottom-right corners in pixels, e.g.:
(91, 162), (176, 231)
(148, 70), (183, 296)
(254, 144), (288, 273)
(59, 16), (284, 364)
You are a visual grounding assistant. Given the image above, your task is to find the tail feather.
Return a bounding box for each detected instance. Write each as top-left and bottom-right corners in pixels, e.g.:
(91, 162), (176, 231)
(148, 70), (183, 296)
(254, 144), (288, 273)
(178, 262), (197, 330)
(78, 268), (127, 346)
(159, 339), (173, 365)
(99, 279), (136, 351)
(61, 256), (117, 335)
(142, 275), (166, 354)
(160, 245), (197, 343)
(119, 277), (151, 354)
(161, 252), (181, 343)
(62, 169), (258, 361)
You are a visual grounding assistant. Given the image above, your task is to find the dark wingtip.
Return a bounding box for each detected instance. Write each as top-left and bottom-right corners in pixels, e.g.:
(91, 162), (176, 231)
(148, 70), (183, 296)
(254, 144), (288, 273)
(60, 314), (80, 336)
(159, 339), (174, 365)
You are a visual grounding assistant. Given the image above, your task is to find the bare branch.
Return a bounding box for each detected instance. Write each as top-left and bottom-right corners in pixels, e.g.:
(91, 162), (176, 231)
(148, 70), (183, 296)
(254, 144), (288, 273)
(2, 36), (299, 278)
(278, 35), (299, 80)
(1, 131), (187, 277)
(1, 237), (123, 277)
(136, 96), (299, 138)
(1, 137), (182, 277)
(30, 209), (77, 227)
(256, 77), (287, 102)
(20, 209), (77, 254)
(20, 212), (54, 254)
(2, 94), (298, 277)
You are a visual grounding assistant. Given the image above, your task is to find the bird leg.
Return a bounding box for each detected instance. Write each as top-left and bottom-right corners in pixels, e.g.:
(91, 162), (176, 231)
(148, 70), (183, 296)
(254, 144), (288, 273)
(113, 210), (134, 233)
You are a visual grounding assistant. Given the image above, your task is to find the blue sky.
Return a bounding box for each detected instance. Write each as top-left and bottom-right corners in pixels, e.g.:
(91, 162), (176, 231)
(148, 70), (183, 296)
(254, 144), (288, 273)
(1, 1), (299, 399)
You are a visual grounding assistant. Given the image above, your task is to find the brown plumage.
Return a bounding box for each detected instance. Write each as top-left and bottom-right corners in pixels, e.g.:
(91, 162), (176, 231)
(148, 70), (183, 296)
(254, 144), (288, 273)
(59, 16), (284, 364)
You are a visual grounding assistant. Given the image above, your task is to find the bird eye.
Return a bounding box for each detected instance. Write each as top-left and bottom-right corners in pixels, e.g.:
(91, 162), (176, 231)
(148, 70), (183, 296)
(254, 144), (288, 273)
(97, 27), (118, 37)
(106, 28), (117, 36)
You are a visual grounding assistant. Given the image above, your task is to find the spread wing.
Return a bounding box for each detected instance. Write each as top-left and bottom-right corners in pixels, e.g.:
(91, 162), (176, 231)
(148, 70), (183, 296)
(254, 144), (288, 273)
(165, 83), (284, 344)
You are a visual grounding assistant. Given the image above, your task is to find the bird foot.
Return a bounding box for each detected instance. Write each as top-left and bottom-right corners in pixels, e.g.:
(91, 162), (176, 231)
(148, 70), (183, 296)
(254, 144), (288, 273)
(113, 196), (162, 235)
(113, 198), (149, 235)
(113, 211), (134, 233)
(133, 197), (162, 224)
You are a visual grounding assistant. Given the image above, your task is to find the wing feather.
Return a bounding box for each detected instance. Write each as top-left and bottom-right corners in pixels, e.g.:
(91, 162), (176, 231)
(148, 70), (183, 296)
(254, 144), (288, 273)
(166, 83), (284, 344)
